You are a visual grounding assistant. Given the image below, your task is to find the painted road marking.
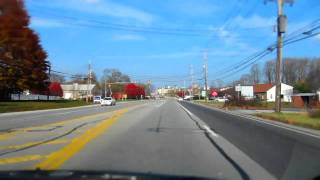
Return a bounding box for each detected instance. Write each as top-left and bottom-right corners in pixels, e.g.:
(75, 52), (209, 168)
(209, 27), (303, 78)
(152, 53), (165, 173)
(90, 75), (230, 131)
(0, 111), (115, 141)
(0, 139), (69, 150)
(178, 103), (219, 137)
(202, 125), (219, 137)
(0, 133), (17, 140)
(193, 102), (320, 139)
(0, 155), (43, 165)
(34, 109), (128, 170)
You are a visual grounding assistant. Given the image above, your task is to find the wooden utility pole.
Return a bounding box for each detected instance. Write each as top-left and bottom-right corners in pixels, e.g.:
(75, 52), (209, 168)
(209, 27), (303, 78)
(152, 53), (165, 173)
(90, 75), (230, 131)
(203, 51), (208, 102)
(266, 0), (293, 112)
(275, 0), (284, 112)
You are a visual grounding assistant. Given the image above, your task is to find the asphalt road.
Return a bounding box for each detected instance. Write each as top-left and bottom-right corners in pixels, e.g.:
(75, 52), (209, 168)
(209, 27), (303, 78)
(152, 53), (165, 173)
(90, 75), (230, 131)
(0, 99), (319, 179)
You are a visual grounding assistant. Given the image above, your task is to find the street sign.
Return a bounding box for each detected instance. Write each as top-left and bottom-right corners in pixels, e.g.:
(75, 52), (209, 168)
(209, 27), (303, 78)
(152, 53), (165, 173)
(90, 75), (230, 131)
(201, 91), (206, 97)
(235, 85), (241, 92)
(211, 91), (218, 97)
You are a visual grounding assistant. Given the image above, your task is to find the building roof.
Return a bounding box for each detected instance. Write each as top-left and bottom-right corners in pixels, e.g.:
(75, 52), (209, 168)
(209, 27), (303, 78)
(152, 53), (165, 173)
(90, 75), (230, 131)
(253, 83), (273, 93)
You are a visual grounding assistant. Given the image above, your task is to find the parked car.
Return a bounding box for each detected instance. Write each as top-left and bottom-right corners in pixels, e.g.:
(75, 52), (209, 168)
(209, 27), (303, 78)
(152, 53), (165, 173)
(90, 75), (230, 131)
(101, 97), (116, 106)
(214, 97), (229, 102)
(177, 97), (183, 101)
(93, 96), (102, 104)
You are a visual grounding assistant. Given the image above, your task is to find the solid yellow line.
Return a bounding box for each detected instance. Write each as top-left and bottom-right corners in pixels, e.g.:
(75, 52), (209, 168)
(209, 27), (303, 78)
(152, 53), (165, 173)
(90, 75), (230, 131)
(34, 109), (128, 170)
(0, 139), (69, 150)
(0, 133), (16, 140)
(0, 155), (43, 165)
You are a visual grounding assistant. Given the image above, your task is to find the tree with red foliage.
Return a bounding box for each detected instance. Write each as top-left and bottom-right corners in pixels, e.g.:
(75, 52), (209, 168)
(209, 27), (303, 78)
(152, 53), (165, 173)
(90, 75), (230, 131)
(0, 0), (49, 99)
(49, 82), (63, 97)
(176, 91), (185, 97)
(124, 83), (145, 99)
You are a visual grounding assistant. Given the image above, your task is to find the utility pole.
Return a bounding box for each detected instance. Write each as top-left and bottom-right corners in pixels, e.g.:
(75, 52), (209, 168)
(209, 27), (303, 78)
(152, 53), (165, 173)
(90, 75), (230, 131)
(104, 79), (107, 97)
(148, 80), (152, 97)
(265, 0), (292, 112)
(183, 80), (186, 98)
(203, 50), (208, 102)
(86, 62), (92, 103)
(109, 83), (112, 97)
(190, 65), (194, 100)
(47, 62), (51, 101)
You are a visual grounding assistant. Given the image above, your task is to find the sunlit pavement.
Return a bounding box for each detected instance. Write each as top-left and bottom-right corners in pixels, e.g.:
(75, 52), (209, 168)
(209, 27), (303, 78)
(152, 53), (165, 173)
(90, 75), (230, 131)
(0, 99), (319, 179)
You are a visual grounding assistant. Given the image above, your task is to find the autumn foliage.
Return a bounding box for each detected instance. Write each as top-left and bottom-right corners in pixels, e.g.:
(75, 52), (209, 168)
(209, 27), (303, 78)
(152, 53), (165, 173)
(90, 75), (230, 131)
(49, 82), (63, 97)
(124, 83), (145, 99)
(0, 0), (49, 99)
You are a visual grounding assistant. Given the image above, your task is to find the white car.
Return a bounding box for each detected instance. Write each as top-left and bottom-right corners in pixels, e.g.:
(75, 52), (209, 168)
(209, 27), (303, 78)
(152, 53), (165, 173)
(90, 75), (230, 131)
(101, 97), (116, 106)
(214, 97), (229, 102)
(177, 97), (183, 101)
(93, 96), (102, 104)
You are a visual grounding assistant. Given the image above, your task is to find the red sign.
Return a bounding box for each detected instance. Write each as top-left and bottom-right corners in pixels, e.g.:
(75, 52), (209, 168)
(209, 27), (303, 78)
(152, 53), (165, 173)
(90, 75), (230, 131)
(211, 91), (218, 97)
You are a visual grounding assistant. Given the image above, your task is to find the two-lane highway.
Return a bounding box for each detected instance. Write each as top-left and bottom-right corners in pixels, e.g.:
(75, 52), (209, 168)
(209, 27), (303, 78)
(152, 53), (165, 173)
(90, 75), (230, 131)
(0, 99), (319, 179)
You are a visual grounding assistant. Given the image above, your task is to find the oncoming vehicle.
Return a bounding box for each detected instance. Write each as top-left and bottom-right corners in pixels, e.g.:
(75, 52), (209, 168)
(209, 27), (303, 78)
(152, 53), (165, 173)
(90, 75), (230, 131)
(93, 96), (102, 104)
(101, 97), (116, 106)
(214, 97), (229, 102)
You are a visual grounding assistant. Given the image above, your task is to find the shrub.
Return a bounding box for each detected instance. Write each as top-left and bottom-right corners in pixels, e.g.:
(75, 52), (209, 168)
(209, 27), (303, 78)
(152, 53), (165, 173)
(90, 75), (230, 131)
(308, 109), (320, 118)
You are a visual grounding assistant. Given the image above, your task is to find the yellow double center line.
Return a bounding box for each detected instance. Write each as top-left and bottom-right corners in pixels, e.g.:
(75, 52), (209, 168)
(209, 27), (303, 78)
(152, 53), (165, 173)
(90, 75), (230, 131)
(34, 108), (128, 170)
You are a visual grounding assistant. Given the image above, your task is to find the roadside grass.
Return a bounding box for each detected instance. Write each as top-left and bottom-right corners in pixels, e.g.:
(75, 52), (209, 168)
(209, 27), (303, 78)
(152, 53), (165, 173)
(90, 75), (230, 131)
(225, 100), (295, 110)
(195, 100), (296, 110)
(194, 100), (225, 108)
(0, 100), (90, 113)
(256, 112), (320, 130)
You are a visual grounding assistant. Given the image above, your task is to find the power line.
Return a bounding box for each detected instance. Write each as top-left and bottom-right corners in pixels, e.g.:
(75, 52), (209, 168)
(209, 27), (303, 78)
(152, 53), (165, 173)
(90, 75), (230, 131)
(29, 7), (271, 38)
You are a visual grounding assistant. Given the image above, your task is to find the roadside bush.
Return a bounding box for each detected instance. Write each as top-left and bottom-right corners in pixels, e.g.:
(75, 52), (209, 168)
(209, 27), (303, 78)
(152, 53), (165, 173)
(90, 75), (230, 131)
(225, 99), (266, 108)
(308, 109), (320, 118)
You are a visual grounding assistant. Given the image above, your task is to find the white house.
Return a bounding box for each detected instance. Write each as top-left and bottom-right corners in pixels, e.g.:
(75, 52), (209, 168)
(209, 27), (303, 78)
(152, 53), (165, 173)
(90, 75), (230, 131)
(235, 85), (254, 99)
(267, 83), (293, 102)
(61, 83), (95, 100)
(317, 90), (320, 102)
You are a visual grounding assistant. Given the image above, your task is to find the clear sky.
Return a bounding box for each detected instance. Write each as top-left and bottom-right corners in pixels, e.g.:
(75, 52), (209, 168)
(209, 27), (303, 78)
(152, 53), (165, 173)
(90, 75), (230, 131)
(25, 0), (320, 87)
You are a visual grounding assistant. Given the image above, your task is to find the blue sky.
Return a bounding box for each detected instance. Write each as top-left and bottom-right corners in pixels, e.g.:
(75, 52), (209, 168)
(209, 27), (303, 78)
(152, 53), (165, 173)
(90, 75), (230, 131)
(25, 0), (320, 87)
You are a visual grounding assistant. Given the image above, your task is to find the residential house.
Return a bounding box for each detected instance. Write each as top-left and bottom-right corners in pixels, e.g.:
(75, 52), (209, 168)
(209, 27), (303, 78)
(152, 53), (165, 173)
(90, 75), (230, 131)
(238, 85), (254, 100)
(253, 83), (273, 100)
(266, 83), (293, 102)
(61, 83), (96, 100)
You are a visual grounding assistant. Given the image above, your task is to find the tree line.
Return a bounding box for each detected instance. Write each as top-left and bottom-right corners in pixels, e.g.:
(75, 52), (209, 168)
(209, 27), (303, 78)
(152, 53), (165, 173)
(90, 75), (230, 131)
(233, 57), (320, 92)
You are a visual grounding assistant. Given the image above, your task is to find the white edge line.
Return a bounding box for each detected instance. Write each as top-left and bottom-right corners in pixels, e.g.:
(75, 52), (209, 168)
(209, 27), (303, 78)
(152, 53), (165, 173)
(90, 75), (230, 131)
(178, 102), (219, 137)
(202, 125), (219, 137)
(192, 102), (320, 139)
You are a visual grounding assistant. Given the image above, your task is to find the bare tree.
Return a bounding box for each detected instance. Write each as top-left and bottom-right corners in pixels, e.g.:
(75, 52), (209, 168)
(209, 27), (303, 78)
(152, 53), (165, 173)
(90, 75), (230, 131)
(295, 58), (309, 81)
(102, 69), (130, 83)
(282, 58), (309, 85)
(239, 74), (252, 85)
(50, 73), (65, 83)
(264, 60), (275, 84)
(282, 59), (296, 85)
(250, 64), (260, 84)
(307, 58), (320, 91)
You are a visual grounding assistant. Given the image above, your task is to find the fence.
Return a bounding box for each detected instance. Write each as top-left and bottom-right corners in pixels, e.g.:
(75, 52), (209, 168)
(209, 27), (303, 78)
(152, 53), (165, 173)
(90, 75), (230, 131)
(10, 94), (62, 101)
